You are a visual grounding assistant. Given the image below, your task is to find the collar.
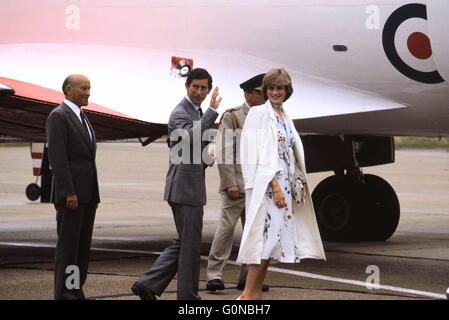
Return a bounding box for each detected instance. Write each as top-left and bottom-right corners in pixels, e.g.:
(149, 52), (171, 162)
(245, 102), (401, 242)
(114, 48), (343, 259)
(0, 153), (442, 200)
(265, 100), (288, 124)
(264, 100), (276, 120)
(63, 99), (82, 119)
(242, 102), (250, 115)
(185, 96), (201, 112)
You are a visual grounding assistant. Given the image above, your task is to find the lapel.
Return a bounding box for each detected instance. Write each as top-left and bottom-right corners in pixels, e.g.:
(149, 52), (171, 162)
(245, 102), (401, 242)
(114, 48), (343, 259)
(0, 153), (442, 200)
(61, 103), (94, 156)
(83, 110), (97, 155)
(182, 97), (201, 121)
(264, 101), (278, 138)
(257, 101), (278, 168)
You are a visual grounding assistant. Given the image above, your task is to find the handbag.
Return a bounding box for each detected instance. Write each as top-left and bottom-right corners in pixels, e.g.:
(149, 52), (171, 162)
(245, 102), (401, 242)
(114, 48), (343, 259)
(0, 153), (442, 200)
(292, 165), (306, 206)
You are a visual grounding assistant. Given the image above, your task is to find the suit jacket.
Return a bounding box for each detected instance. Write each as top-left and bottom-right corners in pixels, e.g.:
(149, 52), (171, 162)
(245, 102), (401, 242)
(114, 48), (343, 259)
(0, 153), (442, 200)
(46, 102), (100, 205)
(163, 98), (218, 206)
(213, 102), (249, 193)
(237, 101), (325, 264)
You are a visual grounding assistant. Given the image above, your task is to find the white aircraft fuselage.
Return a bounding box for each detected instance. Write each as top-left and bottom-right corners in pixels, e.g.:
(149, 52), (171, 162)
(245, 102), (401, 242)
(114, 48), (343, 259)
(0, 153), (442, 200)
(0, 0), (448, 136)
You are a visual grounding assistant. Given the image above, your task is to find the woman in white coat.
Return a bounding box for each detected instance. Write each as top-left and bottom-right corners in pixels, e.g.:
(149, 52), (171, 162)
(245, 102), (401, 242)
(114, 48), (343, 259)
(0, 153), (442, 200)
(237, 68), (326, 300)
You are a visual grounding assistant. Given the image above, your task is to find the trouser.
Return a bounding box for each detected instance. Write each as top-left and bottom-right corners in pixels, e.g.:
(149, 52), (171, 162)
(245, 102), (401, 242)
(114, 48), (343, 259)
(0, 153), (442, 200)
(136, 202), (204, 300)
(54, 203), (97, 300)
(207, 193), (245, 281)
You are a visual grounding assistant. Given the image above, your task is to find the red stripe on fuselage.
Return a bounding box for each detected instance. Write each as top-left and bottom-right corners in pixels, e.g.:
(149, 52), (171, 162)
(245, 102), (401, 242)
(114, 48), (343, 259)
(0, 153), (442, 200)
(0, 76), (131, 119)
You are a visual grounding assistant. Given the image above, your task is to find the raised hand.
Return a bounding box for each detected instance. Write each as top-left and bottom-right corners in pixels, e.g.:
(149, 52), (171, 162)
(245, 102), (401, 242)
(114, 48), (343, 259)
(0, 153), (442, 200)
(209, 86), (222, 109)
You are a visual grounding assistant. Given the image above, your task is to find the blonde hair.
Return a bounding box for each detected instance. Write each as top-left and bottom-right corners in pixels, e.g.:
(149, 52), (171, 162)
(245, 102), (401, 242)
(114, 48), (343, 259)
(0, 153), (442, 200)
(262, 68), (294, 102)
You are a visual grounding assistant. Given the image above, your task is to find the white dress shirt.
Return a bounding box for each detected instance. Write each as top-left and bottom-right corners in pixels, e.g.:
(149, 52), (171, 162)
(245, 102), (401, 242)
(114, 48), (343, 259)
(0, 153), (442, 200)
(185, 96), (218, 116)
(64, 99), (93, 141)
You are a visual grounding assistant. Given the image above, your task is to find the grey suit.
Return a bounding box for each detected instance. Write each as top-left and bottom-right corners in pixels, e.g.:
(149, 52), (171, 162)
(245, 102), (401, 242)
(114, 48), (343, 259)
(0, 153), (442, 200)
(137, 98), (218, 300)
(46, 102), (100, 300)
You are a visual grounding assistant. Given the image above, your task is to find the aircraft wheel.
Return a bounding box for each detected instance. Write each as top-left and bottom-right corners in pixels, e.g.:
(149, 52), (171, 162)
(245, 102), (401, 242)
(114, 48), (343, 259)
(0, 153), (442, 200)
(26, 183), (41, 201)
(361, 174), (400, 241)
(312, 175), (364, 242)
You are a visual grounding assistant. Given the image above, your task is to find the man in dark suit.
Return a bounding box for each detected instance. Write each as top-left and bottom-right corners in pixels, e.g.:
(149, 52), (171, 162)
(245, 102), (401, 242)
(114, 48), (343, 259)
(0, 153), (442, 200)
(131, 68), (221, 300)
(46, 74), (100, 300)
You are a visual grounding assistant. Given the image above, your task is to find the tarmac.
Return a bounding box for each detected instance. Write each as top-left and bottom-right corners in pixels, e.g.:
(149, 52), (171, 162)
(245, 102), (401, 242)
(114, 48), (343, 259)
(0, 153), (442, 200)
(1, 143), (449, 301)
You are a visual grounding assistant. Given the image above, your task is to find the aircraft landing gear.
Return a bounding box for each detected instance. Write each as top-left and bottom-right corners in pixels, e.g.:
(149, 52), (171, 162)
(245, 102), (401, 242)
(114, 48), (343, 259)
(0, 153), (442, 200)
(25, 144), (52, 203)
(312, 168), (400, 242)
(26, 182), (41, 201)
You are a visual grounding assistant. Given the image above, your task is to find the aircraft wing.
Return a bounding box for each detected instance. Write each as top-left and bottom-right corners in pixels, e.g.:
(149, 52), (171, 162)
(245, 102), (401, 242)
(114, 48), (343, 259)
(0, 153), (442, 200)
(0, 77), (167, 144)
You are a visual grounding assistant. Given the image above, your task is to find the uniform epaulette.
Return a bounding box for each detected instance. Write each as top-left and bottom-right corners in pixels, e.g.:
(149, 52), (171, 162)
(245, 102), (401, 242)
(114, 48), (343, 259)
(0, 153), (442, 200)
(225, 106), (241, 113)
(219, 106), (241, 124)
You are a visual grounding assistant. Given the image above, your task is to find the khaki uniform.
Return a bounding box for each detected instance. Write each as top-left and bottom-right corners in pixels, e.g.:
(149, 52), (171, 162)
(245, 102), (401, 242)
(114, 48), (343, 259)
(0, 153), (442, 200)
(207, 102), (249, 282)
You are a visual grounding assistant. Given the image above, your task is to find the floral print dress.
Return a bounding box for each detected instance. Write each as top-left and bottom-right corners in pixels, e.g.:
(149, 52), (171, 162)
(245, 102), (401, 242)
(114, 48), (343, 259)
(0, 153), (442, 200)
(261, 113), (301, 263)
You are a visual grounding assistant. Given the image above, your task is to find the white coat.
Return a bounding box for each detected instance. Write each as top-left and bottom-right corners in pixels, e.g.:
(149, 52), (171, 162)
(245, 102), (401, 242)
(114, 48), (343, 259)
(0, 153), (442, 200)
(237, 101), (326, 264)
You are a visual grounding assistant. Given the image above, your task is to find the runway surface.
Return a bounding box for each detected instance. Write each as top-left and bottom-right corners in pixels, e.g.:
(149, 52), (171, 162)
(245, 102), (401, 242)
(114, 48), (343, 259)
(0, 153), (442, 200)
(0, 143), (448, 300)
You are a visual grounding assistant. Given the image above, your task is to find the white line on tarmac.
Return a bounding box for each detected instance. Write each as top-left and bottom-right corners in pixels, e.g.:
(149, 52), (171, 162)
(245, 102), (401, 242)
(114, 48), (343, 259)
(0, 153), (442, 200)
(225, 262), (447, 300)
(0, 241), (446, 300)
(267, 266), (446, 300)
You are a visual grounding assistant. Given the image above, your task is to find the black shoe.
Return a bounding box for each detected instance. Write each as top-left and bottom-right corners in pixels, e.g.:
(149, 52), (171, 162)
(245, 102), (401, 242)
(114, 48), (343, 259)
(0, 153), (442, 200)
(74, 289), (93, 300)
(206, 279), (225, 291)
(131, 282), (157, 300)
(236, 282), (270, 292)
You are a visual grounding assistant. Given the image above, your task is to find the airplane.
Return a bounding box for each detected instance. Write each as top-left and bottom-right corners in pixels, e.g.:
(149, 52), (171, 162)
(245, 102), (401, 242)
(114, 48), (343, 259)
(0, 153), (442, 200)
(0, 0), (448, 243)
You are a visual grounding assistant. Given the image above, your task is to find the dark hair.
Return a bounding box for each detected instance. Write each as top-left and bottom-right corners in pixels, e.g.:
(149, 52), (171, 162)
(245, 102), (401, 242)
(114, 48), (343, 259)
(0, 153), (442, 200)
(62, 75), (73, 95)
(186, 68), (213, 90)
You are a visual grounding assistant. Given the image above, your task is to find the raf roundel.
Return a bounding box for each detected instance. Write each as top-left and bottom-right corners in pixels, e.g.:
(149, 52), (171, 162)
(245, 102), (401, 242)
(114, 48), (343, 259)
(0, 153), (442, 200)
(407, 32), (432, 60)
(382, 3), (445, 84)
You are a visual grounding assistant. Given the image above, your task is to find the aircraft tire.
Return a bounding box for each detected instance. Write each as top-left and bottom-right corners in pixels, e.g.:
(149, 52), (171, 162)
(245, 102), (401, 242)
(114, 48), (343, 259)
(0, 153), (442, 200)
(360, 174), (400, 241)
(312, 175), (365, 242)
(26, 183), (41, 201)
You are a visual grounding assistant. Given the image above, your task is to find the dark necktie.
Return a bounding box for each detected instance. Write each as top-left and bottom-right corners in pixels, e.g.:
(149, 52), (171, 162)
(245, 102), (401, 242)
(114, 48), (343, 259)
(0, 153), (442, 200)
(80, 111), (91, 140)
(198, 108), (203, 118)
